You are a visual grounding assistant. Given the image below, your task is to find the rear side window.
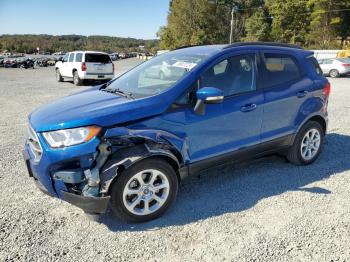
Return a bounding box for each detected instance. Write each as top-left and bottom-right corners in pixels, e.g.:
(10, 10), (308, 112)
(68, 53), (74, 62)
(75, 53), (83, 62)
(263, 53), (301, 88)
(309, 57), (323, 75)
(324, 59), (333, 64)
(85, 54), (111, 63)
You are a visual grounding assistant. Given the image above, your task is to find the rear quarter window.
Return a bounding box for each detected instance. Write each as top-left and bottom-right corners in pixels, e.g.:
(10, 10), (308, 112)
(85, 54), (111, 63)
(309, 57), (323, 76)
(263, 53), (301, 88)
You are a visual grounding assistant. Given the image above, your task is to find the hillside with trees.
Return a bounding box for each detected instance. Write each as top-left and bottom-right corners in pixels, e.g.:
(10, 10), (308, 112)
(0, 34), (159, 54)
(158, 0), (350, 49)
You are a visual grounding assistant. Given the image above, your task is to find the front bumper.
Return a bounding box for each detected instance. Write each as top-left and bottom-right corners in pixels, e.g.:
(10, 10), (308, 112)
(23, 138), (110, 214)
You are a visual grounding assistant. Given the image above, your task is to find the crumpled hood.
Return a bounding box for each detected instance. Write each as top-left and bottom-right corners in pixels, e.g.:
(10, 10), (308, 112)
(29, 89), (167, 132)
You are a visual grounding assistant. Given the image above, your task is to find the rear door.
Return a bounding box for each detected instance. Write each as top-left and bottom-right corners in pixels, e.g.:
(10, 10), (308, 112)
(261, 52), (314, 142)
(84, 53), (113, 78)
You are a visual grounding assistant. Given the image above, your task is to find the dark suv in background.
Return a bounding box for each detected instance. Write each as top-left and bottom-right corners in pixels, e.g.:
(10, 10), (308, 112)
(24, 42), (330, 222)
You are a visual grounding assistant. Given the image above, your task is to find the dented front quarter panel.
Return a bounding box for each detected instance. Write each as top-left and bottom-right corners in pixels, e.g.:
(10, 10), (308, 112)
(104, 126), (190, 162)
(100, 127), (190, 194)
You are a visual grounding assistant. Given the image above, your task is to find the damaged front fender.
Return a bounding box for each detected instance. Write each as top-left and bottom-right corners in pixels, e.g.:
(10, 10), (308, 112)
(104, 127), (190, 163)
(100, 127), (190, 194)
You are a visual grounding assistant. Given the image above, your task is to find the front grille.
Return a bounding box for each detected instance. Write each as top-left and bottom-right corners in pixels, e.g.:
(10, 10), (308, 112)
(27, 125), (43, 162)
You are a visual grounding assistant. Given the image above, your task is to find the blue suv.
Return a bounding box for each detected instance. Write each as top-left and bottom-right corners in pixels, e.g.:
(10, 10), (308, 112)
(23, 43), (330, 222)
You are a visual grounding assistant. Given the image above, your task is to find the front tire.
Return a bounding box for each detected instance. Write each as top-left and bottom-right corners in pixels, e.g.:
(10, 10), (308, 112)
(287, 121), (324, 165)
(56, 69), (63, 82)
(73, 71), (83, 86)
(110, 158), (178, 223)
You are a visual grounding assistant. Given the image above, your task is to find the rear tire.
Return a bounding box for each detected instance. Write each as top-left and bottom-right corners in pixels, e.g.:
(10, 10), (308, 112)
(73, 71), (83, 86)
(287, 121), (324, 165)
(329, 69), (339, 78)
(56, 69), (63, 82)
(110, 158), (178, 223)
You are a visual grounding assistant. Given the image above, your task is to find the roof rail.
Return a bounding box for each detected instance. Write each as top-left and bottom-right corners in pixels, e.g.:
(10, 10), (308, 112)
(223, 42), (303, 50)
(172, 44), (204, 50)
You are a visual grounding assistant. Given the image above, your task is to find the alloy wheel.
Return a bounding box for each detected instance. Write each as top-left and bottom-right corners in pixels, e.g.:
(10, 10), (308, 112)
(122, 169), (170, 216)
(300, 128), (321, 161)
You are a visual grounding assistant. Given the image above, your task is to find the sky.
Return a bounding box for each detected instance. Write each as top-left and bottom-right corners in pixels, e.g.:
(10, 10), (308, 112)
(0, 0), (170, 39)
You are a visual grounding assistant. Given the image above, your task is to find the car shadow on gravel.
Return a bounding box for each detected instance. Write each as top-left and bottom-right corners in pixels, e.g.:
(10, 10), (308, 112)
(100, 133), (350, 231)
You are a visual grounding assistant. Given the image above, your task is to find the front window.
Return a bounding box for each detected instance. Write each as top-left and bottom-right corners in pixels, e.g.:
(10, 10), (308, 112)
(105, 52), (208, 98)
(63, 53), (69, 62)
(200, 54), (257, 96)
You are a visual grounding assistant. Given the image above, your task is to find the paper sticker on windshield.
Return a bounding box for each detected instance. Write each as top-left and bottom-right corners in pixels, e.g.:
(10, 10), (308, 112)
(172, 61), (197, 70)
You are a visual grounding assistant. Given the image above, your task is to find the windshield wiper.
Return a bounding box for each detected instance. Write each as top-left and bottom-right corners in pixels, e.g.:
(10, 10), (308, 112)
(99, 78), (116, 90)
(102, 87), (134, 99)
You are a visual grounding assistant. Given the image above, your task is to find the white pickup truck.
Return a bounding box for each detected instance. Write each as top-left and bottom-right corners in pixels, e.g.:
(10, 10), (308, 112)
(55, 51), (114, 86)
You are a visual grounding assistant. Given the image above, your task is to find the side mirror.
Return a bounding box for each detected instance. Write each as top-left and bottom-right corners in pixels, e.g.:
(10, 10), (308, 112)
(59, 57), (64, 62)
(194, 87), (224, 115)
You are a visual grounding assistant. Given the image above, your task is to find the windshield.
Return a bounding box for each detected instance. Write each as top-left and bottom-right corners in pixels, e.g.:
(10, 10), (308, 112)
(106, 52), (208, 98)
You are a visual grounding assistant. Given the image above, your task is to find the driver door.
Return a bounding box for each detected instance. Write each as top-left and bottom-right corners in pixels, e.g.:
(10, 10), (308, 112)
(60, 53), (70, 77)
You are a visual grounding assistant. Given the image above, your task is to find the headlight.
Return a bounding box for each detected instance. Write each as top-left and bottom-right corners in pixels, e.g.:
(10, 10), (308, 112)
(42, 126), (101, 148)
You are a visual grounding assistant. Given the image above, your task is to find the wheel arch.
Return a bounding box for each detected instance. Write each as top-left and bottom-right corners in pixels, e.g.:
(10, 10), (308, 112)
(100, 142), (185, 195)
(307, 115), (327, 134)
(297, 113), (327, 134)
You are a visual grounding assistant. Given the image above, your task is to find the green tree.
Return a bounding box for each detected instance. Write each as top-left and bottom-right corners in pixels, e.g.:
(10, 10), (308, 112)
(266, 0), (310, 45)
(244, 9), (271, 41)
(0, 34), (159, 53)
(159, 0), (232, 49)
(310, 0), (350, 49)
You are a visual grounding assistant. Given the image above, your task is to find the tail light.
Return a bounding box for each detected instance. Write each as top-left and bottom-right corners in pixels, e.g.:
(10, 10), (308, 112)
(341, 63), (350, 67)
(81, 62), (87, 71)
(323, 82), (331, 97)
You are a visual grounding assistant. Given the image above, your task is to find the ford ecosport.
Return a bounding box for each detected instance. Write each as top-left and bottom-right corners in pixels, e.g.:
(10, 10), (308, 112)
(24, 42), (330, 222)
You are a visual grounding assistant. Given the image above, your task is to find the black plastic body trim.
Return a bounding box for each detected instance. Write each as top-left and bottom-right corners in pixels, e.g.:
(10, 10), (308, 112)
(187, 134), (294, 175)
(61, 191), (110, 214)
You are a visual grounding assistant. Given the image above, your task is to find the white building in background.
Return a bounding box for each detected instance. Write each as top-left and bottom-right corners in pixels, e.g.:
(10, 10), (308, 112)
(312, 50), (340, 60)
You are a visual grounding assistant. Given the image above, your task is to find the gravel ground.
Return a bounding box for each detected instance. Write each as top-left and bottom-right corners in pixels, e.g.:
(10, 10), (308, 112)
(1, 59), (350, 261)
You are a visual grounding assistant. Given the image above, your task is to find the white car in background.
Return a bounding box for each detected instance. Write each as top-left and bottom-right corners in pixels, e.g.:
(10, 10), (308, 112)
(318, 58), (350, 78)
(55, 51), (114, 85)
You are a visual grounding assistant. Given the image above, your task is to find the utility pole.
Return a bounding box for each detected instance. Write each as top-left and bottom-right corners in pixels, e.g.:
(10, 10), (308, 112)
(208, 1), (238, 44)
(229, 5), (238, 44)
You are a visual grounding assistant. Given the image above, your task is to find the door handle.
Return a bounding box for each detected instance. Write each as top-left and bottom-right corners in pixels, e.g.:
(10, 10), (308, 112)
(240, 104), (257, 112)
(296, 90), (308, 98)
